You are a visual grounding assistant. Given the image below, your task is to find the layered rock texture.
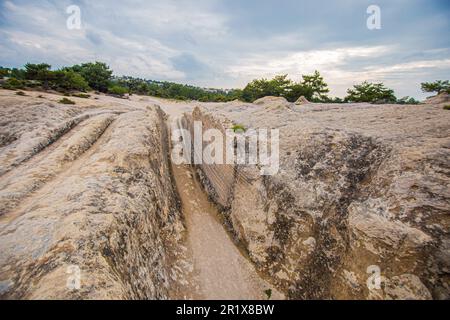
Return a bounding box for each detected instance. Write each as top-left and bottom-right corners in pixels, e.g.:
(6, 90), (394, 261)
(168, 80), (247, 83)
(0, 92), (185, 299)
(0, 90), (448, 300)
(182, 98), (450, 300)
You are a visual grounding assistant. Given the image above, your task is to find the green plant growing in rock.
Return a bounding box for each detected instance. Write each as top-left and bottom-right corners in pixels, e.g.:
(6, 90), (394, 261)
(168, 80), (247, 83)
(15, 91), (26, 96)
(444, 105), (450, 110)
(231, 124), (246, 133)
(59, 97), (76, 105)
(264, 289), (272, 300)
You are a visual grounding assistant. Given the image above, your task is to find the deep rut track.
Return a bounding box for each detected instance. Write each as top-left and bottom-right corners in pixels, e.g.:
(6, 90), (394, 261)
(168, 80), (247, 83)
(168, 115), (283, 300)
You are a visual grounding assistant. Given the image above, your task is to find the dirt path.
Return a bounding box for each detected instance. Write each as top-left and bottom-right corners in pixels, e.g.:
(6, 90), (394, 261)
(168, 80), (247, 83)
(165, 112), (282, 300)
(171, 164), (282, 300)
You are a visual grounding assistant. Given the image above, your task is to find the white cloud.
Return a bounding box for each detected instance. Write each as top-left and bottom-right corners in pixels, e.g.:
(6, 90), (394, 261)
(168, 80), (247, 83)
(226, 46), (392, 79)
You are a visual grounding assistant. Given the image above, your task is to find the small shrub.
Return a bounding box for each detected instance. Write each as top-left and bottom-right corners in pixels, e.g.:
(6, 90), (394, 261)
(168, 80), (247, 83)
(444, 105), (450, 110)
(264, 289), (272, 300)
(2, 78), (25, 90)
(397, 96), (420, 105)
(59, 97), (76, 105)
(72, 93), (90, 99)
(174, 95), (188, 101)
(108, 85), (128, 96)
(25, 80), (42, 88)
(15, 91), (26, 96)
(231, 124), (246, 133)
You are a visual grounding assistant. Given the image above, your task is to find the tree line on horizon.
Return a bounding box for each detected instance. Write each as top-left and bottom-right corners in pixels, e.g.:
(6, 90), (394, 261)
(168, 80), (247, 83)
(0, 62), (448, 104)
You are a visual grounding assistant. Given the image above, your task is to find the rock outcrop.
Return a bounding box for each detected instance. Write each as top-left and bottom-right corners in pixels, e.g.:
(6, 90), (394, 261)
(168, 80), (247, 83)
(0, 95), (185, 299)
(424, 92), (450, 105)
(182, 100), (450, 300)
(1, 90), (448, 300)
(254, 96), (292, 110)
(295, 96), (310, 105)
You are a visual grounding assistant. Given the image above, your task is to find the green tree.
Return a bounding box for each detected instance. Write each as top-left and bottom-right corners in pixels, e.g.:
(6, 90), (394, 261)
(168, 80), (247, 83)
(345, 81), (397, 104)
(242, 77), (286, 102)
(301, 70), (329, 101)
(52, 70), (90, 92)
(242, 73), (330, 103)
(24, 63), (51, 80)
(284, 83), (314, 102)
(227, 89), (243, 101)
(10, 68), (26, 80)
(421, 80), (450, 94)
(71, 62), (112, 92)
(269, 75), (292, 97)
(0, 67), (10, 79)
(24, 63), (53, 88)
(242, 79), (267, 102)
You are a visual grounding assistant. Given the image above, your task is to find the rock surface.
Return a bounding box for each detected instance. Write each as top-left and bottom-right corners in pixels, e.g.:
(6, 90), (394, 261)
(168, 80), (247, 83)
(295, 96), (310, 105)
(0, 89), (449, 300)
(253, 96), (292, 110)
(0, 91), (185, 299)
(182, 100), (450, 300)
(424, 92), (450, 105)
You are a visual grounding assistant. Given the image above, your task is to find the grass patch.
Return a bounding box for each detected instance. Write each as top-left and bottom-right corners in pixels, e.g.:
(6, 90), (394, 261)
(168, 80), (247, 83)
(59, 97), (76, 105)
(444, 105), (450, 110)
(72, 93), (90, 99)
(231, 124), (246, 133)
(264, 289), (272, 300)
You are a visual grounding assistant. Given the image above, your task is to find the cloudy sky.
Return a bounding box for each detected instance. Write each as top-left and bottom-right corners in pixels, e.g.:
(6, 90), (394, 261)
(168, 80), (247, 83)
(0, 0), (449, 99)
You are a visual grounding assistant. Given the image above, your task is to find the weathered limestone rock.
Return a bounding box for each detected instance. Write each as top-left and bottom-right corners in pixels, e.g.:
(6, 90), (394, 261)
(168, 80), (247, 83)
(254, 96), (292, 110)
(295, 96), (310, 105)
(0, 89), (448, 300)
(183, 100), (450, 300)
(424, 92), (450, 105)
(0, 97), (184, 299)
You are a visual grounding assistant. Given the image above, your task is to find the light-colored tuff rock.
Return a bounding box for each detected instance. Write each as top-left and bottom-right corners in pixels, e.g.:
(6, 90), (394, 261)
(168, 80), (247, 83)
(424, 92), (450, 105)
(0, 91), (186, 299)
(295, 96), (310, 105)
(254, 96), (292, 110)
(0, 90), (280, 301)
(1, 89), (448, 300)
(181, 100), (450, 300)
